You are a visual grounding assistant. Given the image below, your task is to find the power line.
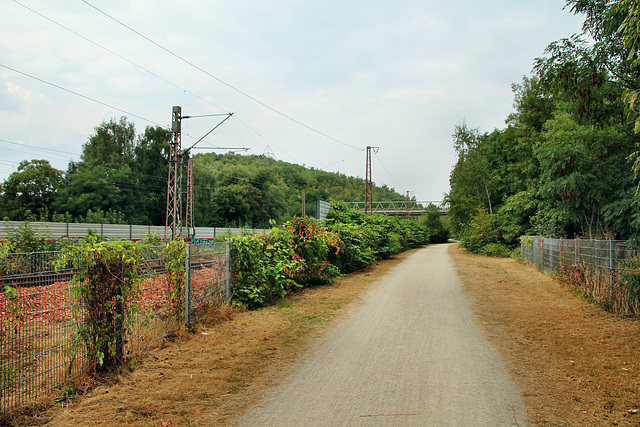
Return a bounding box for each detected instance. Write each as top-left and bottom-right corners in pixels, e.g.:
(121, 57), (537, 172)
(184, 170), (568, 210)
(10, 0), (322, 168)
(11, 0), (229, 115)
(373, 151), (406, 193)
(81, 0), (363, 152)
(0, 63), (163, 127)
(231, 116), (299, 163)
(0, 138), (79, 157)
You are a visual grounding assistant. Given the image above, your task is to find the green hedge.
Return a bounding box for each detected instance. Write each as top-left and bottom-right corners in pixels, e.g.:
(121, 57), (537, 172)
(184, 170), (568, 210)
(229, 202), (434, 309)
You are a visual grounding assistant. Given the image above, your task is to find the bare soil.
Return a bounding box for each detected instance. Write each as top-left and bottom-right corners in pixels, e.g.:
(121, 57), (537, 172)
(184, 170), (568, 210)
(3, 244), (639, 426)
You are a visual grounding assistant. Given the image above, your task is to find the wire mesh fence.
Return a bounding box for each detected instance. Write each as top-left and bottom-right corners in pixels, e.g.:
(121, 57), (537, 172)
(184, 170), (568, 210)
(521, 237), (640, 315)
(0, 241), (229, 414)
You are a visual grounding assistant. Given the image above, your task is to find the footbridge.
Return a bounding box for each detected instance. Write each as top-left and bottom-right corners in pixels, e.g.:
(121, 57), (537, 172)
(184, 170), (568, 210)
(346, 201), (448, 217)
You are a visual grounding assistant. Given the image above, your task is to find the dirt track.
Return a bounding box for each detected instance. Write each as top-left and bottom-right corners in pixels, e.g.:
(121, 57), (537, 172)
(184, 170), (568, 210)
(239, 244), (526, 426)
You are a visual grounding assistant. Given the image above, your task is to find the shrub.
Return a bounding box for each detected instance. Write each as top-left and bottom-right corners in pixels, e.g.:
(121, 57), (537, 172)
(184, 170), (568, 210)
(326, 221), (375, 273)
(279, 217), (342, 286)
(163, 239), (187, 321)
(460, 209), (499, 253)
(419, 205), (450, 243)
(480, 243), (511, 257)
(230, 232), (299, 309)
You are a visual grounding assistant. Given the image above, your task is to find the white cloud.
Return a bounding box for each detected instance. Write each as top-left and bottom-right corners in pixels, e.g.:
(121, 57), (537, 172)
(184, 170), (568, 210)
(0, 0), (586, 201)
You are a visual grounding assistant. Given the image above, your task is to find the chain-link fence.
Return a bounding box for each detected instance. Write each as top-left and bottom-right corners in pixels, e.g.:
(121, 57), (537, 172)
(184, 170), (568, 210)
(0, 241), (229, 414)
(521, 237), (639, 315)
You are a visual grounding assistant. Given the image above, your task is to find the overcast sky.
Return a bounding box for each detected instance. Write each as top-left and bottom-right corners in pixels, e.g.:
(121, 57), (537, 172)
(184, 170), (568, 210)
(0, 0), (586, 203)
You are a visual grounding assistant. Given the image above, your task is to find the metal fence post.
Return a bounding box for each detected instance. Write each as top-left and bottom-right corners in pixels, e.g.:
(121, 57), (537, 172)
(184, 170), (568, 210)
(115, 259), (125, 363)
(225, 241), (231, 302)
(185, 243), (191, 324)
(610, 240), (616, 297)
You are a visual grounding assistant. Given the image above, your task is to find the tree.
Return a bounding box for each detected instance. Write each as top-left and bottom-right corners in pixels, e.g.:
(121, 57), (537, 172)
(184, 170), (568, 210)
(508, 76), (556, 133)
(0, 160), (63, 221)
(54, 165), (137, 223)
(535, 112), (635, 238)
(81, 117), (136, 169)
(617, 0), (640, 190)
(132, 126), (171, 225)
(418, 204), (450, 243)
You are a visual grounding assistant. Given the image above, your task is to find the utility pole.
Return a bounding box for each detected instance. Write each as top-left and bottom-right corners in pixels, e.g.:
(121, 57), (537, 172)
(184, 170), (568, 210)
(186, 158), (194, 239)
(364, 146), (378, 215)
(406, 191), (414, 220)
(165, 106), (240, 241)
(165, 106), (182, 241)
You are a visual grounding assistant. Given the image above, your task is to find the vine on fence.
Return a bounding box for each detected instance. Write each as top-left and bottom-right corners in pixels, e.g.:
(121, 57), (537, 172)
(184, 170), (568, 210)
(163, 239), (186, 321)
(69, 239), (143, 371)
(619, 255), (640, 316)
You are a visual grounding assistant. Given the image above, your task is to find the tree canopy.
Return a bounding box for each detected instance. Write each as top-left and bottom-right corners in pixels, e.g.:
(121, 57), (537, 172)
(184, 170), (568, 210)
(448, 0), (640, 253)
(1, 118), (410, 228)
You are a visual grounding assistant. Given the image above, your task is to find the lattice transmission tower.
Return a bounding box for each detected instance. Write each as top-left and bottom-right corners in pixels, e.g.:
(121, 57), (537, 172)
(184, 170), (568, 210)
(364, 146), (378, 215)
(165, 106), (182, 241)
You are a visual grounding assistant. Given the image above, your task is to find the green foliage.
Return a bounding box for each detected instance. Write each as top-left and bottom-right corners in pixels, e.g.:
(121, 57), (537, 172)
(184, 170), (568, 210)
(480, 243), (512, 258)
(280, 217), (342, 286)
(230, 232), (299, 309)
(619, 254), (640, 315)
(448, 0), (640, 244)
(81, 117), (136, 169)
(0, 241), (16, 277)
(460, 209), (499, 253)
(193, 153), (408, 228)
(230, 217), (344, 309)
(1, 116), (409, 228)
(54, 383), (78, 407)
(3, 285), (24, 324)
(4, 221), (57, 253)
(0, 160), (63, 221)
(326, 221), (376, 273)
(163, 239), (186, 321)
(229, 202), (429, 309)
(326, 201), (430, 260)
(419, 205), (450, 243)
(69, 240), (143, 372)
(496, 191), (537, 245)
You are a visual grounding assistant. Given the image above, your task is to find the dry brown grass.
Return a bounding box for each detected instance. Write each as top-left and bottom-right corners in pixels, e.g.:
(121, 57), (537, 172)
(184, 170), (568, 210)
(451, 244), (640, 427)
(3, 244), (640, 426)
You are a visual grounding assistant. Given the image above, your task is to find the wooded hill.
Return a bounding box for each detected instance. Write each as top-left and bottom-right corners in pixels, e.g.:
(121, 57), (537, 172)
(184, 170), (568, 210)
(0, 119), (407, 229)
(192, 152), (406, 228)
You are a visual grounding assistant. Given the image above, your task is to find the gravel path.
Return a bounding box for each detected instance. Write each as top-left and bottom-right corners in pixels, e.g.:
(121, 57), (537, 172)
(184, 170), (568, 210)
(239, 244), (527, 426)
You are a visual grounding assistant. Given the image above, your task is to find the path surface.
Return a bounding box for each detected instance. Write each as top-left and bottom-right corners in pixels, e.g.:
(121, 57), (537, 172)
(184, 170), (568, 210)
(239, 244), (527, 426)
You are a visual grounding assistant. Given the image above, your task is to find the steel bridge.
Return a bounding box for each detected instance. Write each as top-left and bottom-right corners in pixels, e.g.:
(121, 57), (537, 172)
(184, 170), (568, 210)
(346, 201), (448, 217)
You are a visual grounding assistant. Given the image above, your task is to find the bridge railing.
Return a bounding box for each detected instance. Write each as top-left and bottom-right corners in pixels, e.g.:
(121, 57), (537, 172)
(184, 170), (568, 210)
(346, 201), (447, 215)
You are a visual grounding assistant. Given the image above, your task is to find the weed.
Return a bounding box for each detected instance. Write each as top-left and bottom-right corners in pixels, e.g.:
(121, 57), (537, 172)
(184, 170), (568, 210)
(54, 383), (78, 407)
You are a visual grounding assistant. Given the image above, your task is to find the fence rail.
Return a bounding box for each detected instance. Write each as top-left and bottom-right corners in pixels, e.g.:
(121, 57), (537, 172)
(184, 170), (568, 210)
(0, 242), (230, 414)
(521, 236), (640, 315)
(0, 220), (268, 241)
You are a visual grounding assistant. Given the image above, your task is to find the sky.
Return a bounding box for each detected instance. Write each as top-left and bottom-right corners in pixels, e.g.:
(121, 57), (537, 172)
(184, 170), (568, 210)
(0, 0), (586, 204)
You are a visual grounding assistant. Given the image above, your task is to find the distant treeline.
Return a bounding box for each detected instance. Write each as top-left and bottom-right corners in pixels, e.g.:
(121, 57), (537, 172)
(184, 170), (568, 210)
(0, 118), (409, 228)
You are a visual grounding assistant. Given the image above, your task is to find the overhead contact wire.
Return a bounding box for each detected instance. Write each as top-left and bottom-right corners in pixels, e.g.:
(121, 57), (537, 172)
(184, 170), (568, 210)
(81, 0), (364, 152)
